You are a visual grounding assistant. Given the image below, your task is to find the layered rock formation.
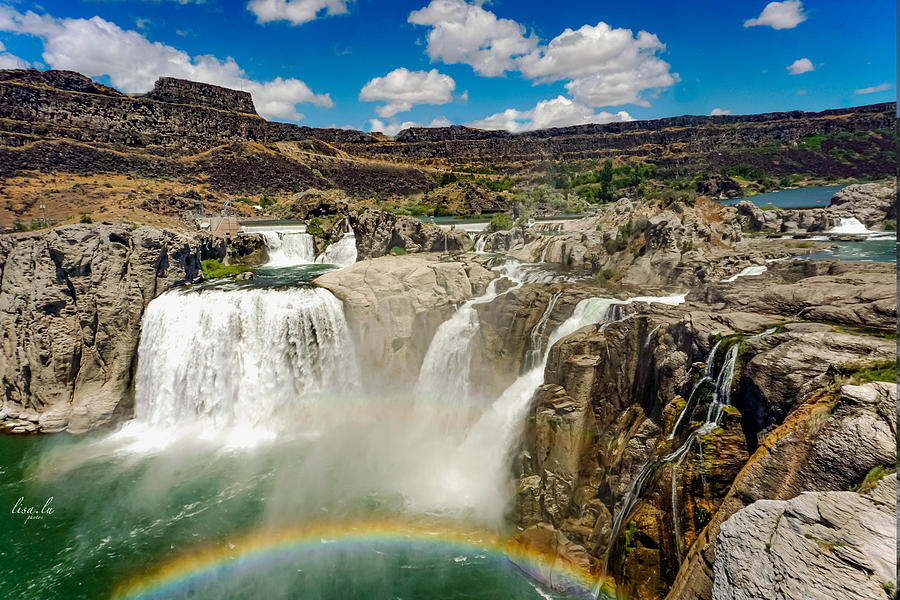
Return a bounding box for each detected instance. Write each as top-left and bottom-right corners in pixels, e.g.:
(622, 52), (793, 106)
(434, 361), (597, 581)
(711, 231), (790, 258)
(712, 471), (896, 600)
(0, 224), (223, 433)
(349, 209), (473, 259)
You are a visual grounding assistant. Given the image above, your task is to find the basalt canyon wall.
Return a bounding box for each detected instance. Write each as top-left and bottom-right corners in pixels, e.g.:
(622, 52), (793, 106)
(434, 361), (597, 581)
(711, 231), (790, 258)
(0, 68), (895, 199)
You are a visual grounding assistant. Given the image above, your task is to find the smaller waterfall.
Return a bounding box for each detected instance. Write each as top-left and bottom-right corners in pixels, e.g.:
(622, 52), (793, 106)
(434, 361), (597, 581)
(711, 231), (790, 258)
(523, 291), (562, 371)
(539, 240), (551, 263)
(668, 340), (721, 441)
(721, 265), (767, 282)
(262, 231), (316, 266)
(474, 235), (487, 253)
(315, 230), (357, 267)
(828, 217), (871, 235)
(414, 262), (532, 418)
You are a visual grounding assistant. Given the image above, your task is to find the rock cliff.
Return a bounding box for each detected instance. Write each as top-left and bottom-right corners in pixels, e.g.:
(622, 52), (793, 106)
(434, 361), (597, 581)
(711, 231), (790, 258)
(0, 224), (222, 433)
(510, 260), (896, 600)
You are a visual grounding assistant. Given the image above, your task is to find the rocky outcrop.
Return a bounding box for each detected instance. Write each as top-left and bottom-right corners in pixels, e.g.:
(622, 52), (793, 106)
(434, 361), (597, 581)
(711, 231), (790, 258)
(666, 382), (896, 600)
(712, 473), (896, 600)
(349, 209), (473, 259)
(736, 182), (896, 233)
(314, 254), (493, 390)
(145, 77), (258, 115)
(696, 175), (743, 199)
(0, 224), (223, 434)
(511, 260), (897, 600)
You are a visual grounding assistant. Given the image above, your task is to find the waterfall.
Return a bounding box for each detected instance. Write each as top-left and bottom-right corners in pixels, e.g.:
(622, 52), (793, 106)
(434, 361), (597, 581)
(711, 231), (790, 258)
(668, 340), (721, 441)
(134, 286), (360, 432)
(523, 291), (562, 371)
(414, 262), (533, 421)
(828, 216), (871, 235)
(262, 231), (316, 266)
(474, 234), (487, 253)
(721, 265), (767, 282)
(315, 230), (357, 267)
(539, 240), (551, 263)
(460, 293), (686, 540)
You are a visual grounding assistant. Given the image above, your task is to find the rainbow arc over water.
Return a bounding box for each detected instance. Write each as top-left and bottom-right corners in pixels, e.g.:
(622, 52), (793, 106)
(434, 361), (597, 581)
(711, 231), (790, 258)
(112, 519), (618, 600)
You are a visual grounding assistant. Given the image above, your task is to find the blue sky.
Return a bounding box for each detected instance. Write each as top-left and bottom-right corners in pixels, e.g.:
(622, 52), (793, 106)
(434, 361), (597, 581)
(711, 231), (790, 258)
(0, 1), (895, 134)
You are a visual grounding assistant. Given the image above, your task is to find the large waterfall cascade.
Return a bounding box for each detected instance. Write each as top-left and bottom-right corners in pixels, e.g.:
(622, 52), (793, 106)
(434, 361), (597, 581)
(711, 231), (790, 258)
(134, 287), (360, 432)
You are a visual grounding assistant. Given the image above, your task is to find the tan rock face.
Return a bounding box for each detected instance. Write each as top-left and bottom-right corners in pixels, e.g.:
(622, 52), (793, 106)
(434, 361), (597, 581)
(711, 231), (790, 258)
(0, 224), (221, 433)
(314, 254), (494, 391)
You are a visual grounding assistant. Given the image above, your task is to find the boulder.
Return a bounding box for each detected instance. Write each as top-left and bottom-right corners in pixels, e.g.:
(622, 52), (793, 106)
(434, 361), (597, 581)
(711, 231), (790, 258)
(349, 209), (473, 259)
(712, 474), (896, 600)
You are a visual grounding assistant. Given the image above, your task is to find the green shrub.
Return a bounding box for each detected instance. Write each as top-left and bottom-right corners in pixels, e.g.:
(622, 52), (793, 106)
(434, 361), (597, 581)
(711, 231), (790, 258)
(390, 246), (407, 255)
(307, 217), (325, 236)
(201, 259), (251, 279)
(799, 135), (827, 151)
(883, 219), (896, 232)
(79, 213), (92, 224)
(486, 212), (513, 232)
(235, 197), (253, 205)
(259, 194), (276, 208)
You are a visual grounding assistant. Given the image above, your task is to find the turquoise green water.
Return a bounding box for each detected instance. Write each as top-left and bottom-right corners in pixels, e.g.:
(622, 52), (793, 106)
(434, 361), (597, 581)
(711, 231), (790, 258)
(0, 434), (580, 600)
(809, 238), (897, 263)
(719, 185), (844, 208)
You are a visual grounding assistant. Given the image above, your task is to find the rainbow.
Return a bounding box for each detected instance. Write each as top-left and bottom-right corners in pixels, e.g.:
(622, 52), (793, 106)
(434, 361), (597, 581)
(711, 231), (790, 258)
(111, 519), (618, 600)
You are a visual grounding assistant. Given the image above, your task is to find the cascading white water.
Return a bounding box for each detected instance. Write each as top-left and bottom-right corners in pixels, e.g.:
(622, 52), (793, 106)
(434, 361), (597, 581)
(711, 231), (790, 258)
(413, 262), (535, 425)
(262, 231), (316, 266)
(474, 235), (488, 253)
(721, 265), (767, 282)
(524, 291), (563, 371)
(828, 216), (871, 235)
(134, 287), (360, 432)
(315, 230), (357, 267)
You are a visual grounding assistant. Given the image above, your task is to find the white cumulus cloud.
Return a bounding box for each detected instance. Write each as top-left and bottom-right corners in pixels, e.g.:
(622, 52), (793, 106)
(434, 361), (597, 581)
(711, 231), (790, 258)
(246, 0), (352, 26)
(359, 67), (455, 117)
(409, 2), (676, 108)
(854, 83), (892, 94)
(408, 0), (537, 76)
(0, 7), (332, 122)
(787, 58), (814, 74)
(466, 96), (633, 133)
(518, 22), (676, 107)
(710, 108), (731, 116)
(744, 1), (807, 30)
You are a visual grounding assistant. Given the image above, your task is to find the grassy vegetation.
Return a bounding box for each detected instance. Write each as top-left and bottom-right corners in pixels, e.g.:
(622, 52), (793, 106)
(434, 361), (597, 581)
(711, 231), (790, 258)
(306, 217), (325, 237)
(848, 360), (896, 384)
(882, 219), (896, 231)
(799, 135), (828, 151)
(389, 246), (407, 255)
(486, 212), (513, 232)
(13, 221), (51, 232)
(854, 465), (896, 494)
(200, 259), (251, 279)
(79, 212), (92, 223)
